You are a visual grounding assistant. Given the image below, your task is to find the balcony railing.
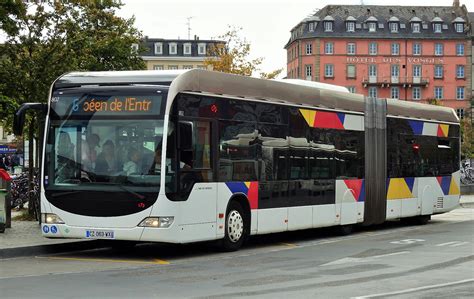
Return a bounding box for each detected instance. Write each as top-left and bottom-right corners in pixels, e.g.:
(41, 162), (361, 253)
(362, 76), (429, 87)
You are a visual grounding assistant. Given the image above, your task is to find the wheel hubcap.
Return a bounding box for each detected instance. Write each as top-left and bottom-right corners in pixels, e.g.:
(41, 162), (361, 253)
(227, 210), (244, 243)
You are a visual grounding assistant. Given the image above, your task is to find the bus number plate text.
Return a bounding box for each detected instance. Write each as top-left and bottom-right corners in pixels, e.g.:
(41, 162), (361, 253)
(85, 230), (115, 239)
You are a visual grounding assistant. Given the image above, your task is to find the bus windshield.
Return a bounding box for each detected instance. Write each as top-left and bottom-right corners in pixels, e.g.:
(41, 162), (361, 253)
(44, 87), (166, 193)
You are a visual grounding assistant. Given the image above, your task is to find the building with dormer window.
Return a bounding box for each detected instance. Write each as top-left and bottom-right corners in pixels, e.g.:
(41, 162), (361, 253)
(140, 36), (225, 71)
(285, 3), (472, 116)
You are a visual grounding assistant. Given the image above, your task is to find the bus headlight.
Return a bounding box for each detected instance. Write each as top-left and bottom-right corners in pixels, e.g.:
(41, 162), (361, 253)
(138, 217), (174, 228)
(42, 213), (65, 224)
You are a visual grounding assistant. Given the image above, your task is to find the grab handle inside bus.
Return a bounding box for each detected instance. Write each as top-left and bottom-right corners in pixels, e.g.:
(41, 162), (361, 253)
(13, 103), (47, 136)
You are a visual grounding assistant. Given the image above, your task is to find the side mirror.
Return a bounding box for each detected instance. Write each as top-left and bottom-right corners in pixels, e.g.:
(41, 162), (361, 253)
(13, 103), (47, 136)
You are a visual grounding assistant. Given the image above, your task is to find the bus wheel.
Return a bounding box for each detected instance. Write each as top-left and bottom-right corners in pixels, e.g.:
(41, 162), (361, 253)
(336, 224), (354, 236)
(414, 215), (431, 225)
(220, 201), (247, 251)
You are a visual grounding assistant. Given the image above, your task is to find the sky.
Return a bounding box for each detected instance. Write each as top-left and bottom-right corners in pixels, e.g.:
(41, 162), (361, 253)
(116, 0), (474, 76)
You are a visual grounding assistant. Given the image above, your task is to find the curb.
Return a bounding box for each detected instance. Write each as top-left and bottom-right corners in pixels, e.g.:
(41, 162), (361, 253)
(0, 240), (103, 259)
(460, 201), (474, 209)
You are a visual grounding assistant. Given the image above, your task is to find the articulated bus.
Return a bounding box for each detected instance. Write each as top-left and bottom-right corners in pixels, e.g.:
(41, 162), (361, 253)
(14, 69), (460, 250)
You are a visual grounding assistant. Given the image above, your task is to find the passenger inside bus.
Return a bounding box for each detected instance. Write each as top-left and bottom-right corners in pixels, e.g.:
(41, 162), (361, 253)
(95, 140), (119, 174)
(123, 148), (141, 175)
(55, 131), (76, 183)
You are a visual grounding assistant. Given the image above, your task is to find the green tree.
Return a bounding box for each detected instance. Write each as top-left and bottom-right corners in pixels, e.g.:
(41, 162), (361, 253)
(204, 26), (282, 78)
(0, 0), (145, 217)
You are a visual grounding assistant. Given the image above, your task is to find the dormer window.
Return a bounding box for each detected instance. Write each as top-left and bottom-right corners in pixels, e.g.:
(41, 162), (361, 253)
(389, 16), (399, 33)
(308, 22), (315, 32)
(389, 22), (398, 33)
(366, 16), (378, 32)
(154, 42), (163, 55)
(323, 16), (334, 32)
(345, 16), (356, 32)
(304, 16), (319, 33)
(432, 17), (443, 33)
(183, 43), (191, 55)
(169, 42), (177, 55)
(198, 43), (206, 55)
(452, 17), (465, 33)
(410, 16), (422, 33)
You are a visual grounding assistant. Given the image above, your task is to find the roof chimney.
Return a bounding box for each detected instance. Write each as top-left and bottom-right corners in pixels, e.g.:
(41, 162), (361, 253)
(453, 0), (460, 8)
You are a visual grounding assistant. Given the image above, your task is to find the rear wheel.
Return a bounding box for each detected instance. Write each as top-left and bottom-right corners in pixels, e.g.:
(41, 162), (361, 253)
(219, 201), (248, 251)
(401, 215), (431, 225)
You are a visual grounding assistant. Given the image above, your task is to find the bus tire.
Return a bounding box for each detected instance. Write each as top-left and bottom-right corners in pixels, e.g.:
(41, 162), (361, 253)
(415, 215), (431, 225)
(336, 224), (354, 236)
(220, 201), (247, 251)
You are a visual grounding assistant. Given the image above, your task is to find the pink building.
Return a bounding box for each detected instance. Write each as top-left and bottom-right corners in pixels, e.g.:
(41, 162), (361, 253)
(286, 4), (471, 118)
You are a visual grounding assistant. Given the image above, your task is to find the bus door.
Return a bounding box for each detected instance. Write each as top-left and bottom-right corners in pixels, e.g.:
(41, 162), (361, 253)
(169, 117), (217, 225)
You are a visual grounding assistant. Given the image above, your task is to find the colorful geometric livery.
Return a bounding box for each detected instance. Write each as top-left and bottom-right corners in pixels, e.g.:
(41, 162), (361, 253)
(299, 109), (363, 131)
(408, 120), (449, 137)
(225, 181), (259, 209)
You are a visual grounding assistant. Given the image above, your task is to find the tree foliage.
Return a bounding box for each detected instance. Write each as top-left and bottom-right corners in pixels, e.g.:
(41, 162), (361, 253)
(460, 115), (473, 159)
(0, 0), (145, 132)
(204, 26), (282, 79)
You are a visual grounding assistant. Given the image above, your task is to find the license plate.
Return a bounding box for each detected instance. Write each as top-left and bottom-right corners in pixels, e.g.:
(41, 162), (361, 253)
(85, 230), (115, 239)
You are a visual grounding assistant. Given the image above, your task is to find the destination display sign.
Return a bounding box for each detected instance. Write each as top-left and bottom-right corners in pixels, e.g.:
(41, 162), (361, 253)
(51, 93), (163, 117)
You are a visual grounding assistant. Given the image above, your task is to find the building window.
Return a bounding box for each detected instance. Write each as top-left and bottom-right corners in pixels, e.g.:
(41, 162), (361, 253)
(368, 22), (377, 32)
(456, 65), (465, 78)
(455, 23), (464, 33)
(347, 86), (356, 93)
(347, 64), (356, 78)
(391, 87), (400, 99)
(434, 65), (443, 78)
(412, 87), (421, 100)
(131, 43), (139, 53)
(434, 87), (443, 99)
(183, 65), (193, 70)
(324, 21), (333, 32)
(325, 64), (334, 77)
(389, 22), (398, 33)
(433, 23), (442, 33)
(369, 64), (377, 77)
(308, 22), (315, 32)
(456, 87), (464, 100)
(346, 22), (355, 32)
(391, 65), (400, 77)
(413, 43), (421, 55)
(305, 43), (312, 55)
(456, 108), (464, 119)
(434, 43), (443, 56)
(305, 65), (312, 80)
(168, 65), (179, 70)
(154, 42), (163, 55)
(391, 43), (400, 55)
(412, 22), (421, 33)
(456, 43), (464, 56)
(413, 65), (422, 77)
(198, 43), (206, 55)
(347, 43), (356, 55)
(197, 65), (207, 70)
(325, 42), (334, 54)
(153, 65), (164, 70)
(169, 43), (177, 55)
(183, 43), (192, 55)
(369, 42), (377, 55)
(368, 87), (377, 98)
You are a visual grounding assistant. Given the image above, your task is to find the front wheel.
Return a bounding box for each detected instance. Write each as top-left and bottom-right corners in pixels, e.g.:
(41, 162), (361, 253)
(219, 201), (248, 251)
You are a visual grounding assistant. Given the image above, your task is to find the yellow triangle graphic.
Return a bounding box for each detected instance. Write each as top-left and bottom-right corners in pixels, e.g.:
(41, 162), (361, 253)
(387, 178), (413, 199)
(440, 124), (449, 137)
(299, 109), (317, 127)
(244, 182), (251, 188)
(449, 176), (460, 195)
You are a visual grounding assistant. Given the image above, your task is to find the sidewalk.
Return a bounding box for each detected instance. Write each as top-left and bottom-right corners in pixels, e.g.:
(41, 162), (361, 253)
(1, 195), (473, 259)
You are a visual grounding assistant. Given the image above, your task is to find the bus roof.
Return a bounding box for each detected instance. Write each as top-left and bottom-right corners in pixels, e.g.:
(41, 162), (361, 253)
(55, 69), (458, 124)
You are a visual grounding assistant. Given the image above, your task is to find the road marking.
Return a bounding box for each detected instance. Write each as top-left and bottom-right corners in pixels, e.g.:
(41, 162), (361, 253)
(42, 256), (170, 265)
(390, 238), (425, 245)
(352, 278), (474, 299)
(436, 241), (470, 247)
(321, 251), (410, 266)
